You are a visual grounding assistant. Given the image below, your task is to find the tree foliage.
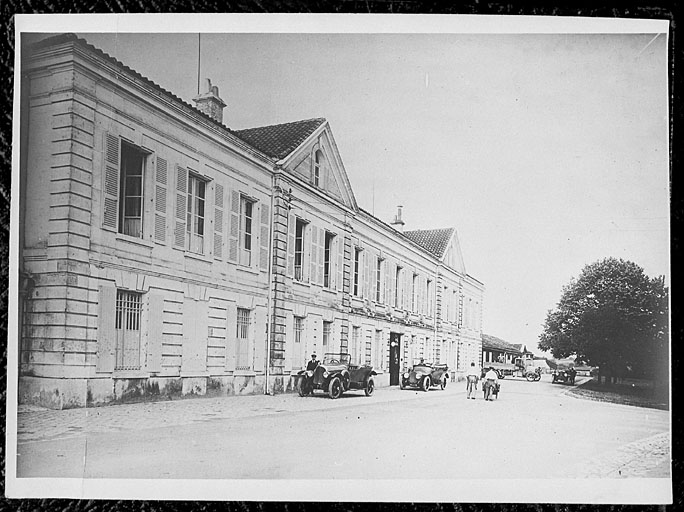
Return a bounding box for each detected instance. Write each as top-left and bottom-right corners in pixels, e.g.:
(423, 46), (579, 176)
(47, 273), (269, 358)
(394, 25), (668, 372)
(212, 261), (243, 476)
(538, 258), (668, 380)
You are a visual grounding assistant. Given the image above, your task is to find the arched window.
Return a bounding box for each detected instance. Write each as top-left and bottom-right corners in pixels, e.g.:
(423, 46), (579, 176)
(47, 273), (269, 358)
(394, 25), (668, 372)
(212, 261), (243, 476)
(313, 149), (323, 187)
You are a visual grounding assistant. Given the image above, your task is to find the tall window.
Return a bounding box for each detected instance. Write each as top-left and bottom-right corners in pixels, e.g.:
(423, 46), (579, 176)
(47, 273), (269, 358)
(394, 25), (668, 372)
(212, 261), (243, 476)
(313, 150), (323, 187)
(115, 290), (142, 370)
(353, 248), (361, 296)
(427, 279), (433, 317)
(324, 232), (335, 288)
(236, 308), (251, 370)
(375, 258), (383, 302)
(412, 274), (418, 312)
(239, 196), (254, 266)
(323, 321), (332, 348)
(294, 218), (306, 281)
(186, 175), (206, 254)
(119, 142), (146, 238)
(395, 266), (402, 308)
(375, 329), (383, 369)
(443, 286), (448, 321)
(351, 326), (361, 364)
(294, 316), (304, 368)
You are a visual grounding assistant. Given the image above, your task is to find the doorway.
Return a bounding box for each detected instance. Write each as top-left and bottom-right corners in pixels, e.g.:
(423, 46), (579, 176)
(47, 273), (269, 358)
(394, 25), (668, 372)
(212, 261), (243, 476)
(389, 332), (402, 385)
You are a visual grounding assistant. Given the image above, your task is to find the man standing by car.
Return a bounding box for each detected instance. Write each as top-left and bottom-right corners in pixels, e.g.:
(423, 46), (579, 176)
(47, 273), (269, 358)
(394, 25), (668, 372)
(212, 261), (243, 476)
(466, 362), (480, 399)
(306, 353), (319, 372)
(483, 366), (499, 401)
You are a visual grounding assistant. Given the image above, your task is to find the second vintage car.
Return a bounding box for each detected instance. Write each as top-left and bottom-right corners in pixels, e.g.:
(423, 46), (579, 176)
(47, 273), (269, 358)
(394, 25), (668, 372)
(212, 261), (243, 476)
(297, 353), (377, 399)
(400, 360), (450, 391)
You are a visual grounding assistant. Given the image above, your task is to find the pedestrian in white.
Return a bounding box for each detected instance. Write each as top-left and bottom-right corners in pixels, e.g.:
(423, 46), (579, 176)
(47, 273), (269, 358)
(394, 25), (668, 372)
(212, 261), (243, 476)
(483, 367), (499, 401)
(466, 362), (480, 399)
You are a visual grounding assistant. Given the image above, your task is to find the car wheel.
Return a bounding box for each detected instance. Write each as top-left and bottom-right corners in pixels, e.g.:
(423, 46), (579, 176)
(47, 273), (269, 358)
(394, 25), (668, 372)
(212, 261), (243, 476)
(328, 377), (343, 399)
(440, 377), (447, 390)
(421, 376), (431, 392)
(297, 377), (311, 397)
(364, 377), (375, 396)
(526, 373), (536, 382)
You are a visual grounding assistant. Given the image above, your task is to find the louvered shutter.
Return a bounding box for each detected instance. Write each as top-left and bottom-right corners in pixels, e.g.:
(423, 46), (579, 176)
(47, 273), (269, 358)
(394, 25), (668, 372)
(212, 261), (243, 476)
(364, 250), (371, 300)
(337, 235), (344, 292)
(318, 228), (325, 286)
(174, 165), (188, 249)
(228, 189), (240, 263)
(213, 182), (224, 260)
(287, 213), (295, 277)
(383, 259), (390, 304)
(96, 285), (116, 372)
(310, 225), (319, 285)
(389, 261), (396, 307)
(147, 293), (164, 372)
(259, 202), (270, 271)
(102, 133), (120, 230)
(225, 305), (236, 371)
(154, 157), (168, 243)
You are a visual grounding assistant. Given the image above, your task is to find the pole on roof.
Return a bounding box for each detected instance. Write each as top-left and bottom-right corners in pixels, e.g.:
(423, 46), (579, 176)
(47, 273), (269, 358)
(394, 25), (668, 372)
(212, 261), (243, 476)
(197, 33), (201, 95)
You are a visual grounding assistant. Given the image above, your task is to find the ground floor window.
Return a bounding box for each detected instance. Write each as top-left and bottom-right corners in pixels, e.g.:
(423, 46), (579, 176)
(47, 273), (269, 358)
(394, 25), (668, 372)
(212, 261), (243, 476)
(115, 290), (142, 370)
(236, 308), (251, 370)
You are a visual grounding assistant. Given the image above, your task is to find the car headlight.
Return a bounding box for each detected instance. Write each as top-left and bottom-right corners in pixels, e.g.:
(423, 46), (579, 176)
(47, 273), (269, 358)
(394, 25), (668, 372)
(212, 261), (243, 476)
(306, 370), (313, 377)
(323, 371), (329, 379)
(403, 372), (409, 379)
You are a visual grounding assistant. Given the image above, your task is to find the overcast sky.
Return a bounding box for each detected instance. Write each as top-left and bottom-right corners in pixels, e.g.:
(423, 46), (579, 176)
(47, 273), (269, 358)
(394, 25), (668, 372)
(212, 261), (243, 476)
(61, 26), (669, 354)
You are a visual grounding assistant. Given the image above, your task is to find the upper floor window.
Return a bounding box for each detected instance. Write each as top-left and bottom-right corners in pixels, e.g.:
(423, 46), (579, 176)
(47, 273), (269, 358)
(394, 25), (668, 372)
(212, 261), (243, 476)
(186, 174), (206, 254)
(427, 279), (433, 317)
(239, 196), (254, 266)
(313, 150), (323, 187)
(353, 248), (362, 296)
(324, 232), (335, 288)
(323, 321), (332, 347)
(294, 218), (307, 281)
(375, 258), (383, 303)
(395, 266), (402, 308)
(119, 142), (146, 238)
(412, 274), (418, 312)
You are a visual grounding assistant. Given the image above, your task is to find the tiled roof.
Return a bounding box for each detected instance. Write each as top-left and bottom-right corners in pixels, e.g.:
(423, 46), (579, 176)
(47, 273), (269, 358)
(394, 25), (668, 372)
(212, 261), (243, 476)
(29, 34), (319, 163)
(233, 118), (326, 160)
(403, 228), (454, 259)
(482, 334), (521, 354)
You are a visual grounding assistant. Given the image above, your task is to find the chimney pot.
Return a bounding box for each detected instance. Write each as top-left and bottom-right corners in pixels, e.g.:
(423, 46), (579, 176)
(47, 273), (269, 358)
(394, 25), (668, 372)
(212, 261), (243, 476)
(391, 205), (405, 232)
(193, 77), (227, 125)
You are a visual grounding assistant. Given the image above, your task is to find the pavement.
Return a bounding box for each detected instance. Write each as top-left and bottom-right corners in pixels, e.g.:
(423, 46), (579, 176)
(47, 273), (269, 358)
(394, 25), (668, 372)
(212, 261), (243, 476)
(15, 376), (671, 480)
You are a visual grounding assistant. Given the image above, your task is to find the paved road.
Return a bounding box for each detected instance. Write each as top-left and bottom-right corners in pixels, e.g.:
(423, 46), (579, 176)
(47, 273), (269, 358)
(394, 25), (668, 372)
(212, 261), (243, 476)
(16, 376), (670, 480)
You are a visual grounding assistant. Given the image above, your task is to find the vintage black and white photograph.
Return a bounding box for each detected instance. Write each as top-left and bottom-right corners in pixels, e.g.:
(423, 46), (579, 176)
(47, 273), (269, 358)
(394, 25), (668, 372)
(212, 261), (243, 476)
(6, 14), (671, 503)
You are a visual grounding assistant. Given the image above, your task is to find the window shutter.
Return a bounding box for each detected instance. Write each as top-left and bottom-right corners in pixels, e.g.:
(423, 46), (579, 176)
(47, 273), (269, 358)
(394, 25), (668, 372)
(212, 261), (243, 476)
(213, 182), (224, 260)
(154, 157), (168, 243)
(337, 235), (344, 292)
(383, 260), (390, 304)
(225, 305), (236, 371)
(259, 202), (270, 272)
(102, 133), (120, 230)
(318, 228), (325, 286)
(287, 213), (295, 277)
(96, 285), (116, 372)
(228, 189), (240, 263)
(310, 225), (319, 285)
(174, 165), (188, 249)
(364, 250), (371, 299)
(253, 307), (267, 371)
(147, 293), (164, 372)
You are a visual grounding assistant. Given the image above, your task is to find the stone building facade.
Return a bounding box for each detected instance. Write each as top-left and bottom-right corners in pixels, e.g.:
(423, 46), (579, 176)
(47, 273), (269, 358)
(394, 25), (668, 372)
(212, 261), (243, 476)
(17, 34), (484, 408)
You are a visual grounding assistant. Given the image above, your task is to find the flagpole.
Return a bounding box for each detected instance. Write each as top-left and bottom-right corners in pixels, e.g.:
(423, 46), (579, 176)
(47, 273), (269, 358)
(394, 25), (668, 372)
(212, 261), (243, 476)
(197, 33), (201, 94)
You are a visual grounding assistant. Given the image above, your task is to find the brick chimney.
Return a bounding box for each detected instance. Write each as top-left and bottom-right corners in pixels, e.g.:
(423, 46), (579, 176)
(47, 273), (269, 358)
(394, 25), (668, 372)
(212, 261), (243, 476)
(193, 78), (226, 124)
(391, 205), (405, 232)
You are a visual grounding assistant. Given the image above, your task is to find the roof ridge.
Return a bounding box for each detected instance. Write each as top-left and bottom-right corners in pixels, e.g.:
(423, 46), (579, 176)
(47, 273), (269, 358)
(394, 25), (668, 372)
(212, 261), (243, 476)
(234, 117), (326, 133)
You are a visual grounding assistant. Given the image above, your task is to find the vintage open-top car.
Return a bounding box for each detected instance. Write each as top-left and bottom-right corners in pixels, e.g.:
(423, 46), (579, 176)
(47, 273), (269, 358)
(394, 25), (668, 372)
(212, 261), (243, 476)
(400, 360), (449, 391)
(297, 353), (377, 399)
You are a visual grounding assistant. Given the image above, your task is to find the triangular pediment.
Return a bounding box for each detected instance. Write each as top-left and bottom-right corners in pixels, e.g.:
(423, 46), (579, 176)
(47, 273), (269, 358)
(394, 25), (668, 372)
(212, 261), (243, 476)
(441, 230), (467, 274)
(279, 122), (358, 212)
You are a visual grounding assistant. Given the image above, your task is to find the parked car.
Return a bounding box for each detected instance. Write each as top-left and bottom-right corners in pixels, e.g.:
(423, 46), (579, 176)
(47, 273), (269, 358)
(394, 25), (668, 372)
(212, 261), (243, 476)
(296, 353), (377, 399)
(400, 361), (449, 391)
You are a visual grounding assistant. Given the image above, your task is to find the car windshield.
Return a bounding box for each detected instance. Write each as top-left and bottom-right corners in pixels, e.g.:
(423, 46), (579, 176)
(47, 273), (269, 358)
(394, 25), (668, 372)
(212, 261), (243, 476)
(412, 359), (432, 368)
(322, 353), (350, 365)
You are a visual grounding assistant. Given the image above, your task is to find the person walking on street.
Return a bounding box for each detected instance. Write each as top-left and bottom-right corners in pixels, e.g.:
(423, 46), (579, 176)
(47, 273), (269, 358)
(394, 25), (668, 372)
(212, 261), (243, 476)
(466, 362), (480, 399)
(483, 367), (499, 401)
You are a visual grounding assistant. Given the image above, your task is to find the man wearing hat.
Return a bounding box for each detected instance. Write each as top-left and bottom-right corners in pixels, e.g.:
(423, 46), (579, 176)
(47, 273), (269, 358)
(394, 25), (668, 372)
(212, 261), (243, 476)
(306, 353), (319, 372)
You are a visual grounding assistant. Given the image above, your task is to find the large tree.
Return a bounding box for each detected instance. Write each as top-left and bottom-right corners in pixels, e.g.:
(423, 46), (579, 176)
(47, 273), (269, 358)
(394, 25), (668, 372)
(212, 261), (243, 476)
(539, 258), (668, 384)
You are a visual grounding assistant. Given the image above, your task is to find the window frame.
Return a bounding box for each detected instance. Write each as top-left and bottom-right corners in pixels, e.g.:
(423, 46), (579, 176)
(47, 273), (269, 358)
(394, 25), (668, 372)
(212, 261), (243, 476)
(353, 248), (362, 297)
(239, 195), (255, 267)
(186, 173), (207, 254)
(323, 231), (335, 288)
(118, 141), (147, 239)
(294, 218), (307, 281)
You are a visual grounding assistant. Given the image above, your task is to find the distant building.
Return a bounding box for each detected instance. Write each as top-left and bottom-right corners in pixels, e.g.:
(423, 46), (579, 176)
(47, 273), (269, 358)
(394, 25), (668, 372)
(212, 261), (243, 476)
(482, 334), (521, 365)
(17, 34), (484, 409)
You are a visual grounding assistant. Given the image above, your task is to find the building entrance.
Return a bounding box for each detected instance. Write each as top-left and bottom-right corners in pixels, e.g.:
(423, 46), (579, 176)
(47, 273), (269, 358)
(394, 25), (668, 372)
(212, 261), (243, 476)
(389, 332), (402, 386)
